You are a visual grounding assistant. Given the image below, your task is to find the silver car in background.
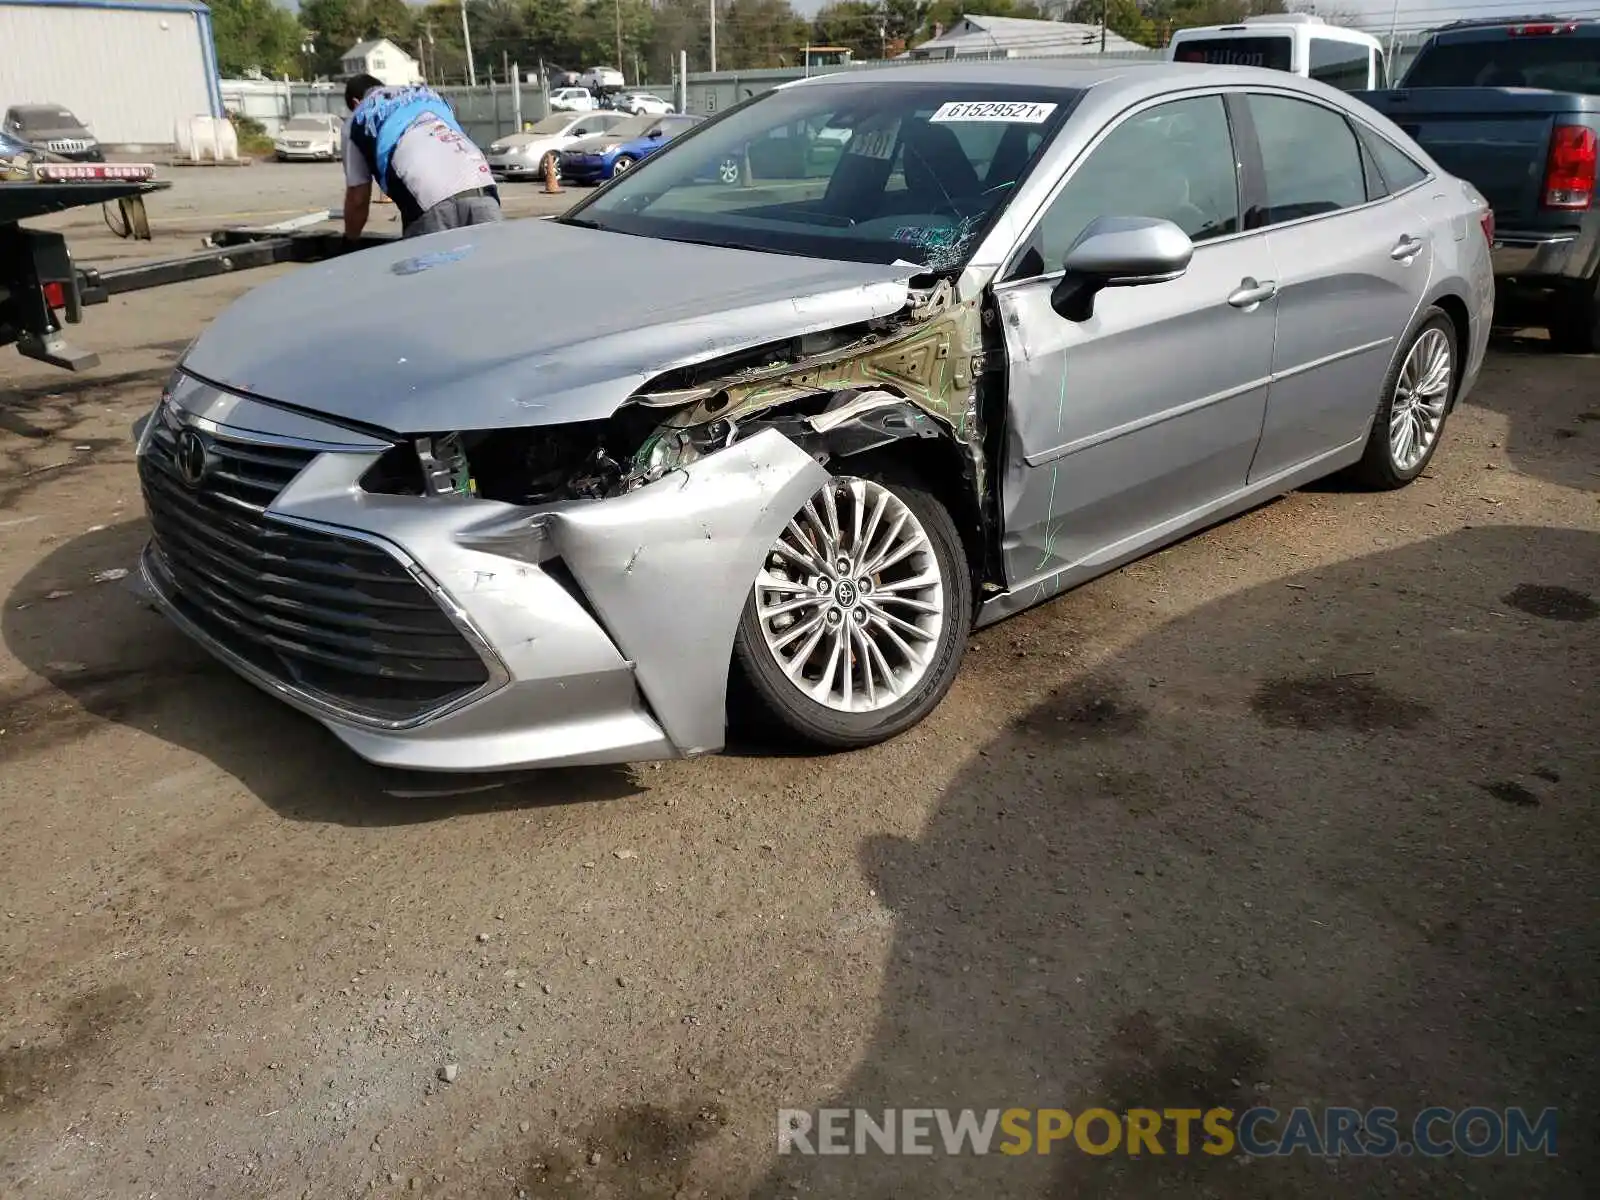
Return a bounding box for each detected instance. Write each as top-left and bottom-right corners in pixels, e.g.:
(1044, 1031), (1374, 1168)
(132, 62), (1493, 771)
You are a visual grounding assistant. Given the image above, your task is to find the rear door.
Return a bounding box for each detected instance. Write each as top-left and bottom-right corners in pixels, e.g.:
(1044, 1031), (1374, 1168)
(1238, 90), (1432, 482)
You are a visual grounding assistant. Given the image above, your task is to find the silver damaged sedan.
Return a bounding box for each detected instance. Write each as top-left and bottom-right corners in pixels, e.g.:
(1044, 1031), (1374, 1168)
(132, 62), (1494, 771)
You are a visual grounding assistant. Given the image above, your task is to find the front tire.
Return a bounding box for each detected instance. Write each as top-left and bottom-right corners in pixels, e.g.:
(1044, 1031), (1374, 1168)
(718, 157), (742, 186)
(611, 154), (635, 175)
(1346, 308), (1458, 490)
(730, 471), (972, 750)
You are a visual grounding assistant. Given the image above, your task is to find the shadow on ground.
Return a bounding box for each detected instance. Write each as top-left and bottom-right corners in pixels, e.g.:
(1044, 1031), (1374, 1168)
(1473, 330), (1598, 492)
(2, 520), (638, 825)
(746, 524), (1598, 1200)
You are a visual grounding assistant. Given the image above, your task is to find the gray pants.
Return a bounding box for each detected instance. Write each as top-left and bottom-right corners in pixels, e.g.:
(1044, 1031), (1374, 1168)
(402, 191), (503, 238)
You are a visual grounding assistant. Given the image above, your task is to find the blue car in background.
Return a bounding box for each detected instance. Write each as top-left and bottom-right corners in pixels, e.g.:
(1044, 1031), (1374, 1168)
(560, 113), (703, 184)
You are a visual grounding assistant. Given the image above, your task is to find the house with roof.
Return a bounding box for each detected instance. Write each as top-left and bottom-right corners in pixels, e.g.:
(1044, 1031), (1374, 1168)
(339, 38), (423, 86)
(904, 15), (1147, 60)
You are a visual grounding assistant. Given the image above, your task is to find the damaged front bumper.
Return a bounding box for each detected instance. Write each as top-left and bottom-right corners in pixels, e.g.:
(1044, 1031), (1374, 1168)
(134, 379), (828, 771)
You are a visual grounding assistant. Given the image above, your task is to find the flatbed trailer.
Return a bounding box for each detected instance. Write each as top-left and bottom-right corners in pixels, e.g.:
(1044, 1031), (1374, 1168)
(2, 177), (388, 372)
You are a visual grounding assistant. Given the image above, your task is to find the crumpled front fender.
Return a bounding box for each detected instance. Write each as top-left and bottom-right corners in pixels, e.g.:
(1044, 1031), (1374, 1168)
(544, 429), (829, 756)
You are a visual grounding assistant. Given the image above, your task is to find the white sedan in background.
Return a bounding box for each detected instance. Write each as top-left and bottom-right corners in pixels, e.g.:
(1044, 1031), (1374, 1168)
(484, 111), (627, 181)
(548, 87), (596, 113)
(272, 113), (341, 162)
(616, 92), (674, 116)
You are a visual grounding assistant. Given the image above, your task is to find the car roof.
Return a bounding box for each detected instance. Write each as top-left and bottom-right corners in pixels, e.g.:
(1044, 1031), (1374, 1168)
(780, 59), (1360, 108)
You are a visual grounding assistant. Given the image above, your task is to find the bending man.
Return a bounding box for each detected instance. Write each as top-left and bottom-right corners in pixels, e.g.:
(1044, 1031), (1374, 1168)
(342, 73), (502, 239)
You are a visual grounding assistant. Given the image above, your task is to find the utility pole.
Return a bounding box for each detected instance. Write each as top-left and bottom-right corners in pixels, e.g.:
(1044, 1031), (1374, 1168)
(709, 0), (717, 72)
(1100, 0), (1108, 53)
(460, 0), (477, 86)
(615, 0), (624, 73)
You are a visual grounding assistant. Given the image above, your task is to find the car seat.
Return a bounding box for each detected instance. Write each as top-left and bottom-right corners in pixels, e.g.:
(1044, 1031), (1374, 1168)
(900, 121), (983, 210)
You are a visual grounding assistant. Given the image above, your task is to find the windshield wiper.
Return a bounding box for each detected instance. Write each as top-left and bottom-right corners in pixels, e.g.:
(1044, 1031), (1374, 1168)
(557, 215), (603, 230)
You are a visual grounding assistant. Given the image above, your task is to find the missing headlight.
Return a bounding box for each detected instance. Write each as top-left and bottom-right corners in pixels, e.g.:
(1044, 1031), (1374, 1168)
(626, 419), (735, 489)
(417, 433), (476, 497)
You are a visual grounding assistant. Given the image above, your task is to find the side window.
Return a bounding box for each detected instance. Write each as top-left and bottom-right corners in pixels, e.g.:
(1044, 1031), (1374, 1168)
(1013, 95), (1239, 279)
(1244, 94), (1367, 227)
(1307, 37), (1372, 91)
(1364, 129), (1430, 194)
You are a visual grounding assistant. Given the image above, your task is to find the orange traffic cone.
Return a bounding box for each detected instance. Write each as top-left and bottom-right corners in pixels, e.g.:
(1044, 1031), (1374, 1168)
(543, 152), (562, 194)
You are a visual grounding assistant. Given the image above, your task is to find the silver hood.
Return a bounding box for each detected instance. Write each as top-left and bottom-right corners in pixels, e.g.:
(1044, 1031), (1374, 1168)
(181, 218), (917, 435)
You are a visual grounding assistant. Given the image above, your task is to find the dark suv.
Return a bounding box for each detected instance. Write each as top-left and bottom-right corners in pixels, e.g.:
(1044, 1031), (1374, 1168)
(3, 104), (104, 162)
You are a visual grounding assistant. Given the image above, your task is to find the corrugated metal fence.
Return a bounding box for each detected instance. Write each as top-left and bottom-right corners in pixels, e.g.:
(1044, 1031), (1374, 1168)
(223, 79), (546, 145)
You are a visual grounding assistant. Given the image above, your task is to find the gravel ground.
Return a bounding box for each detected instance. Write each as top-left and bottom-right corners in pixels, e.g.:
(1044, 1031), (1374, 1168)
(1, 166), (1596, 1200)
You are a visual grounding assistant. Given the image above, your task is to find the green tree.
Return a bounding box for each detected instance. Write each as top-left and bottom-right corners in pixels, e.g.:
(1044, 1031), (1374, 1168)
(299, 0), (417, 78)
(210, 0), (305, 76)
(811, 2), (888, 60)
(717, 0), (808, 68)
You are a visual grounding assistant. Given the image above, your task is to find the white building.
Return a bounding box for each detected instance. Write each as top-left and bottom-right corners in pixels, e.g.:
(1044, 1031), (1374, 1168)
(340, 39), (424, 86)
(905, 15), (1147, 60)
(0, 0), (223, 146)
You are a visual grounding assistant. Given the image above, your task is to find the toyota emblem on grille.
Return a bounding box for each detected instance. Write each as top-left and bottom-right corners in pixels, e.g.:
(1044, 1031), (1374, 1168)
(175, 428), (210, 488)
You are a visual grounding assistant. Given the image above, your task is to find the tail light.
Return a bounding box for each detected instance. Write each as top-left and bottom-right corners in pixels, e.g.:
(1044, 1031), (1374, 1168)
(1509, 22), (1578, 35)
(1479, 208), (1495, 247)
(42, 281), (66, 309)
(1543, 125), (1597, 209)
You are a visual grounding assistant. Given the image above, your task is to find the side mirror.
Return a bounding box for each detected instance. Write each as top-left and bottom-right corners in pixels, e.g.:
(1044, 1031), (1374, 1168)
(647, 128), (664, 139)
(1050, 215), (1194, 322)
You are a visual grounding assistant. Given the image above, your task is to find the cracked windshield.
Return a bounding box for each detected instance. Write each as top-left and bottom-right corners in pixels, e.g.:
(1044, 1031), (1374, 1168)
(565, 82), (1078, 268)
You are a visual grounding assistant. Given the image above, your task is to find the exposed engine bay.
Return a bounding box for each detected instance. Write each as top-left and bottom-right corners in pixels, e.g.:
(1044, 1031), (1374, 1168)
(359, 277), (998, 551)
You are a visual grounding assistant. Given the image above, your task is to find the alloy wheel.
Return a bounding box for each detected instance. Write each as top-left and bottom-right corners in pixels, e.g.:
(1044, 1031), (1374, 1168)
(753, 478), (946, 714)
(1388, 327), (1452, 472)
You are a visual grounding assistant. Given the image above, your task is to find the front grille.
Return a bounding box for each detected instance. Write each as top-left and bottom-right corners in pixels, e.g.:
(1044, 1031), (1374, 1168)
(139, 419), (492, 724)
(46, 138), (89, 153)
(145, 405), (317, 510)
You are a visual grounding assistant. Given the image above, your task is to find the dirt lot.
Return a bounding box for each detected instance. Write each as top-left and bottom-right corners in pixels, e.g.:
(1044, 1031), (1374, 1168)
(1, 165), (1597, 1200)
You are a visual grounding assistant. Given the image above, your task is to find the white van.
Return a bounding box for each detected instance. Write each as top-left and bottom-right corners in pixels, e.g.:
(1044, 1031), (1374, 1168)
(1167, 14), (1388, 91)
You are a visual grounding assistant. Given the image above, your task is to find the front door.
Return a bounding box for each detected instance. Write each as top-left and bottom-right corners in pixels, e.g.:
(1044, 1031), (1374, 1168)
(1239, 91), (1433, 482)
(993, 93), (1278, 589)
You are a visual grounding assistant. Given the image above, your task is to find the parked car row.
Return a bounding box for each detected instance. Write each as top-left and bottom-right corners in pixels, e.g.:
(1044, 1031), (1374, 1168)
(485, 111), (630, 180)
(549, 86), (676, 115)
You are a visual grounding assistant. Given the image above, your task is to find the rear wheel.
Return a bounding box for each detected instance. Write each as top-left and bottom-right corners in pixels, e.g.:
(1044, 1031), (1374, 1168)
(730, 471), (971, 749)
(1346, 308), (1458, 490)
(718, 157), (742, 185)
(1548, 270), (1600, 354)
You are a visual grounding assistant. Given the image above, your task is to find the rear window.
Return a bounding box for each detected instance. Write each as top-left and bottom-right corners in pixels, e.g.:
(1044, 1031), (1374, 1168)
(1403, 34), (1600, 94)
(1173, 35), (1293, 71)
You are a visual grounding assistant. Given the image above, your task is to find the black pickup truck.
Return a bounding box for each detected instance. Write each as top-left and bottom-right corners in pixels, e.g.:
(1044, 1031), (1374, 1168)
(1356, 17), (1600, 352)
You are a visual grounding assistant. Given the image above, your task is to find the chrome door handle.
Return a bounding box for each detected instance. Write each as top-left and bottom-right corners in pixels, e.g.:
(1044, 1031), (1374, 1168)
(1227, 277), (1278, 309)
(1391, 235), (1424, 261)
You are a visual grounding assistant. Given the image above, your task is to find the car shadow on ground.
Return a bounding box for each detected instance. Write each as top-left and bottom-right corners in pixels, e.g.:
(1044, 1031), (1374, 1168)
(1473, 329), (1599, 493)
(1, 520), (639, 825)
(741, 524), (1598, 1200)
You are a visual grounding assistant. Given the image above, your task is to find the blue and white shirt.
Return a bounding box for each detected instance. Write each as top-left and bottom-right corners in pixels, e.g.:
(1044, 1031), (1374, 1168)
(344, 88), (494, 226)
